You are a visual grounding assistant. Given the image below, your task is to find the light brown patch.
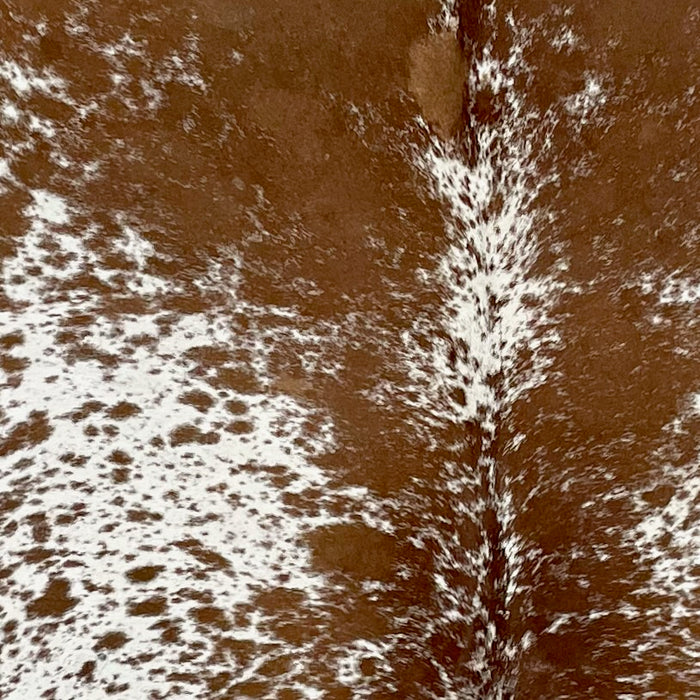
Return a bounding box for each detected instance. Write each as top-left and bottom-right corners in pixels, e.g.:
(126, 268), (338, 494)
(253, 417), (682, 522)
(272, 375), (313, 398)
(408, 32), (465, 138)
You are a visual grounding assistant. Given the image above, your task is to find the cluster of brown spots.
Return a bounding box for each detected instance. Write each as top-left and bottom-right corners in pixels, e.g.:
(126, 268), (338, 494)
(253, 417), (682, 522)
(154, 619), (181, 645)
(26, 577), (78, 618)
(224, 399), (248, 415)
(59, 452), (89, 467)
(169, 423), (220, 447)
(64, 343), (120, 369)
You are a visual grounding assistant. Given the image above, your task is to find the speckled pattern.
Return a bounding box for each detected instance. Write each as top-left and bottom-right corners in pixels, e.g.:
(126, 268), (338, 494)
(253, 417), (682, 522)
(0, 0), (698, 698)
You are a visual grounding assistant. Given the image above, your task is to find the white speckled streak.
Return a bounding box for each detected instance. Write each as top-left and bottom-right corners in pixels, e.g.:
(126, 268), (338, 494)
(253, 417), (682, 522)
(410, 9), (562, 697)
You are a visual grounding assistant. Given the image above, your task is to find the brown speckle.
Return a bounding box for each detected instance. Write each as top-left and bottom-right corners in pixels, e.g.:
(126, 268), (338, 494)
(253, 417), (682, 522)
(0, 331), (24, 349)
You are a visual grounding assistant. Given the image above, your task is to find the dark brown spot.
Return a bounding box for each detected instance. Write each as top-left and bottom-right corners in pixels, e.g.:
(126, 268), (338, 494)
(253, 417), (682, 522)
(0, 331), (24, 349)
(107, 450), (133, 465)
(224, 399), (248, 415)
(225, 420), (254, 434)
(641, 484), (675, 508)
(0, 354), (29, 373)
(23, 547), (54, 563)
(169, 424), (220, 447)
(27, 578), (78, 618)
(111, 468), (130, 483)
(126, 566), (164, 583)
(190, 605), (230, 630)
(178, 389), (216, 413)
(76, 660), (96, 682)
(0, 491), (24, 513)
(93, 631), (129, 651)
(105, 682), (129, 694)
(127, 595), (167, 616)
(106, 401), (141, 420)
(127, 509), (163, 523)
(0, 411), (53, 458)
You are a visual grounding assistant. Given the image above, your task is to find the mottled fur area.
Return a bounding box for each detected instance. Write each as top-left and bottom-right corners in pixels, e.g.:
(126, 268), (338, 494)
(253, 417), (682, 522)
(0, 0), (698, 697)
